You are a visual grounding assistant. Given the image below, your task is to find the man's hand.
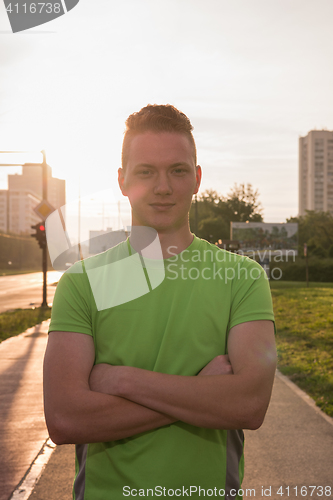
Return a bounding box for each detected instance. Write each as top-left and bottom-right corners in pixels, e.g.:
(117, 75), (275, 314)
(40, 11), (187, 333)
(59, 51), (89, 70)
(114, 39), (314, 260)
(198, 355), (233, 376)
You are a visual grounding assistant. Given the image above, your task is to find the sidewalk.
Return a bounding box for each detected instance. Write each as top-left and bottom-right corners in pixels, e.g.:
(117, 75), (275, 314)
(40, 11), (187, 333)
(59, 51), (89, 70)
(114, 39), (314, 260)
(24, 375), (333, 500)
(0, 321), (50, 500)
(242, 372), (333, 498)
(28, 372), (333, 500)
(4, 328), (333, 500)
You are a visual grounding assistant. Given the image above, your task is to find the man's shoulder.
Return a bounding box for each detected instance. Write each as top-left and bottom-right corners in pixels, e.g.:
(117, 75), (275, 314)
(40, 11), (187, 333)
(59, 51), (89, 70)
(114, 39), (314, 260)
(191, 236), (252, 266)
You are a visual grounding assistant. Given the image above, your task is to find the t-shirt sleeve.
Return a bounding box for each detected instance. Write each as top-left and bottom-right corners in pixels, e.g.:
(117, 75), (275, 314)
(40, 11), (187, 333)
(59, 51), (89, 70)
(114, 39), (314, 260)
(49, 265), (93, 336)
(228, 257), (275, 330)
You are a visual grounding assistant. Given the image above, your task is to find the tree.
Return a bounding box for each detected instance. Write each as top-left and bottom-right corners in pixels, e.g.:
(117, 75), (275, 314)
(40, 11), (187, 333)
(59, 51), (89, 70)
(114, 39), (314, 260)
(222, 183), (263, 223)
(287, 211), (333, 257)
(190, 184), (263, 243)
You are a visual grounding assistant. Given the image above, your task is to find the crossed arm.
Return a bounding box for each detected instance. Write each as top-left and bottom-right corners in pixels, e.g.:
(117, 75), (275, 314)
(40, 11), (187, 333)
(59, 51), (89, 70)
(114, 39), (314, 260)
(43, 320), (276, 445)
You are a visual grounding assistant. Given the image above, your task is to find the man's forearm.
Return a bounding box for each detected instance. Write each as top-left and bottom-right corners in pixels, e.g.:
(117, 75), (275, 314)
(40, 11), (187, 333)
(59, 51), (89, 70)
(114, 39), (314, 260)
(45, 388), (176, 445)
(43, 332), (176, 445)
(94, 322), (277, 431)
(45, 322), (276, 443)
(113, 367), (265, 430)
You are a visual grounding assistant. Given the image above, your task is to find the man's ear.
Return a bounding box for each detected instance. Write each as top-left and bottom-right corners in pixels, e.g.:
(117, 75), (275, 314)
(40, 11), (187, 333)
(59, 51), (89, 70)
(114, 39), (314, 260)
(194, 165), (202, 195)
(118, 168), (127, 196)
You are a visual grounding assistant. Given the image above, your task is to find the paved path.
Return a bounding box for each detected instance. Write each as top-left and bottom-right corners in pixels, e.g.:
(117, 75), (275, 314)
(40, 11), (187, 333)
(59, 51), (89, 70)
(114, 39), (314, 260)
(2, 324), (333, 500)
(0, 321), (50, 500)
(28, 373), (333, 500)
(242, 373), (333, 499)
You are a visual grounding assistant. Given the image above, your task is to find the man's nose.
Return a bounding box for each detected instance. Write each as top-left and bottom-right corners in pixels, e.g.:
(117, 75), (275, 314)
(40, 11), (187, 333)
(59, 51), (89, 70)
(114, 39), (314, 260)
(153, 173), (172, 195)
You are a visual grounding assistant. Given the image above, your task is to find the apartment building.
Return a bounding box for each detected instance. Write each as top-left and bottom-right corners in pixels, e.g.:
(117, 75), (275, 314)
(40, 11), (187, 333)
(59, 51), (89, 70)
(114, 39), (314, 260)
(0, 190), (8, 233)
(299, 130), (333, 216)
(2, 165), (66, 235)
(8, 190), (41, 234)
(8, 165), (66, 211)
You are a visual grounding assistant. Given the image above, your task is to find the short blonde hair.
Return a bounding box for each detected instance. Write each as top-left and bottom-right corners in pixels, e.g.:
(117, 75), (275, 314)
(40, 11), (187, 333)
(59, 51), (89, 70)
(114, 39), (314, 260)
(122, 104), (197, 169)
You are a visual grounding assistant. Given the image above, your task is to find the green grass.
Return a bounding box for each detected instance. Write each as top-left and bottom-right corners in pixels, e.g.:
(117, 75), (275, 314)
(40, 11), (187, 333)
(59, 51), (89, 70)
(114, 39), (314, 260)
(0, 307), (52, 343)
(272, 285), (333, 417)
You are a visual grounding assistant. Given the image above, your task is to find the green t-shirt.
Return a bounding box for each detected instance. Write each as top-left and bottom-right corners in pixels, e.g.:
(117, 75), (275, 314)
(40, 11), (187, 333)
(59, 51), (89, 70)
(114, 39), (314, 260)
(49, 236), (274, 500)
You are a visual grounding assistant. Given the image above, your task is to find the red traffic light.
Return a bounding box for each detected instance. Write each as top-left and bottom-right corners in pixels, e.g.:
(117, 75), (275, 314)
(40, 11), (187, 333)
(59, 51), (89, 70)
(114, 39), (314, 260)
(31, 221), (47, 248)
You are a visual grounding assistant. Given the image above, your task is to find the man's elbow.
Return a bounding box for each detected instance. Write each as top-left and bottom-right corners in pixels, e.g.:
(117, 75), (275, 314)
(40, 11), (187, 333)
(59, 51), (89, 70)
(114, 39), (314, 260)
(44, 410), (75, 445)
(211, 393), (270, 430)
(205, 403), (267, 431)
(241, 398), (270, 430)
(245, 412), (265, 431)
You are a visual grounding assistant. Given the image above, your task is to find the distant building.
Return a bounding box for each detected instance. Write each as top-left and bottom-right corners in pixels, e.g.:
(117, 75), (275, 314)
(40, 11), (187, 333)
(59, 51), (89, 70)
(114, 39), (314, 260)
(5, 165), (66, 235)
(8, 190), (41, 234)
(299, 130), (333, 216)
(8, 165), (66, 214)
(0, 190), (8, 233)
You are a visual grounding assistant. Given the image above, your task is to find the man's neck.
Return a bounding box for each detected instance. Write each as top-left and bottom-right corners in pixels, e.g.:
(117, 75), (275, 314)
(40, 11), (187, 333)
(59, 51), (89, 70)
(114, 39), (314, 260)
(129, 223), (194, 260)
(157, 226), (194, 259)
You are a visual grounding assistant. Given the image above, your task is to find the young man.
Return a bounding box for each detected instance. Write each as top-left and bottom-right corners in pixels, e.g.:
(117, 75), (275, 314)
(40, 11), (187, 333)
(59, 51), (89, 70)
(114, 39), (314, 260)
(44, 104), (276, 500)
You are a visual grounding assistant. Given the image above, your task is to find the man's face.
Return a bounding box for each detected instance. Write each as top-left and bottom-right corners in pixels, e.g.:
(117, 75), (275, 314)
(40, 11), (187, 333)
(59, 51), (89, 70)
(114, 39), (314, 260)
(118, 132), (201, 233)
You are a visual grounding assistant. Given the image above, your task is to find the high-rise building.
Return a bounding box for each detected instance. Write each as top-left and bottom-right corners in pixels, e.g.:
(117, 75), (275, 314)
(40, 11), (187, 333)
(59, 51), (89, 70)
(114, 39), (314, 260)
(0, 190), (8, 233)
(299, 130), (333, 216)
(8, 165), (66, 212)
(4, 165), (66, 235)
(8, 190), (41, 234)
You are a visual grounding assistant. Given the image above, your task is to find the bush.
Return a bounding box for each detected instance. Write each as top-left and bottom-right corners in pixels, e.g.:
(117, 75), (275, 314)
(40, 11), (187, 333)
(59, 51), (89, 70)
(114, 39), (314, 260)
(272, 257), (333, 282)
(310, 245), (327, 258)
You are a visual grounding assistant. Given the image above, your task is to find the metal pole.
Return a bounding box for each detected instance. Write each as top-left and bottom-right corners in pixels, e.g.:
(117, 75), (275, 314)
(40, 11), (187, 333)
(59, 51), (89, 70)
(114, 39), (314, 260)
(304, 243), (309, 288)
(41, 150), (48, 307)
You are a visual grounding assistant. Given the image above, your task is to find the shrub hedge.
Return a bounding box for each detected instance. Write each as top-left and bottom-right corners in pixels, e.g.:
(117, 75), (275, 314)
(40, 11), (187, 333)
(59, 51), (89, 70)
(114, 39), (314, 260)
(269, 257), (333, 282)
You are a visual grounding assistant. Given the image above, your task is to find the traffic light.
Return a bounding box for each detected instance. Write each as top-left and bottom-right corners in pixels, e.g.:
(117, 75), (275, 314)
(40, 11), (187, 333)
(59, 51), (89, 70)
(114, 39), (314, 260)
(31, 222), (47, 249)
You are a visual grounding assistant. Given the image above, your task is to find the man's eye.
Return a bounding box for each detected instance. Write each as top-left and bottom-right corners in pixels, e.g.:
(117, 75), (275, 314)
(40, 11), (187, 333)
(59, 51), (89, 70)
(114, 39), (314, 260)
(138, 170), (152, 175)
(173, 168), (186, 175)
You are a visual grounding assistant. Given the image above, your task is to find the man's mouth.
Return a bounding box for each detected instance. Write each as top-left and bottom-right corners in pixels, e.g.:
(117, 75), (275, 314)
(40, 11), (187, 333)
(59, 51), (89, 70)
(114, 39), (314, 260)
(149, 203), (175, 211)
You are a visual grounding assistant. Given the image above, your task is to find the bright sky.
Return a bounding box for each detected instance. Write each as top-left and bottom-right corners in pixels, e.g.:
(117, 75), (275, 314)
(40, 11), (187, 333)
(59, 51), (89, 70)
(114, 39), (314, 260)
(1, 0), (333, 225)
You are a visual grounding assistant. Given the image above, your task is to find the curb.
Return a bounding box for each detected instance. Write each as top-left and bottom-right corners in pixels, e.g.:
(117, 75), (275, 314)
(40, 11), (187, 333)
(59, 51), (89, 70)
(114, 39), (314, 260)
(9, 439), (57, 500)
(276, 369), (333, 427)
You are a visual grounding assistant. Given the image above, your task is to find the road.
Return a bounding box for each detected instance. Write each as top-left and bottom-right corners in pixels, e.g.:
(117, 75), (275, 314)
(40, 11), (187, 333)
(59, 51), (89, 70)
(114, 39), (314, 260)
(0, 271), (63, 313)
